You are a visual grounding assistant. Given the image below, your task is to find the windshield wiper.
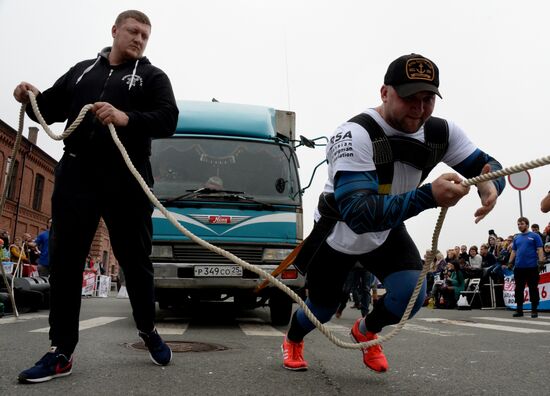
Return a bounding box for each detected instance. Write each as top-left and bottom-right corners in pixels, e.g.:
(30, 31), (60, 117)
(218, 194), (273, 208)
(163, 188), (273, 208)
(163, 188), (246, 204)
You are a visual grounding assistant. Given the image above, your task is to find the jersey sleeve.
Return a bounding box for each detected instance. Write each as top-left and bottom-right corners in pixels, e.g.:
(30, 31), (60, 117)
(442, 120), (505, 195)
(441, 120), (477, 167)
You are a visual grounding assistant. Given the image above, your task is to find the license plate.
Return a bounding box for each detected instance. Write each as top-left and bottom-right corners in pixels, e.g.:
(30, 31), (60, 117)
(194, 265), (243, 277)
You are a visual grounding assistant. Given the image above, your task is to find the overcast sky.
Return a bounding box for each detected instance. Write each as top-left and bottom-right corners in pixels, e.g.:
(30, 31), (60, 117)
(1, 0), (549, 253)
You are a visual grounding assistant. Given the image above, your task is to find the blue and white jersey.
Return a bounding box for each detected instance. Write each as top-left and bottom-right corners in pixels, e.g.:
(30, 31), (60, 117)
(316, 108), (477, 255)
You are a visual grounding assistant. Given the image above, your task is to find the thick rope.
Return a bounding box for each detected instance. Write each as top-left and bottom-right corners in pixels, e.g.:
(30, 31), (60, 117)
(379, 156), (550, 348)
(20, 92), (550, 349)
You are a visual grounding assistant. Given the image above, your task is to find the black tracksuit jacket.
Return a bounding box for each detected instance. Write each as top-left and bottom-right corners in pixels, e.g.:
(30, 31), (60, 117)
(26, 46), (178, 184)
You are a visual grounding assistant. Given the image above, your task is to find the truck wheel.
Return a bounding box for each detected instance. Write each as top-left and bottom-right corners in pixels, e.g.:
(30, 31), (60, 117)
(234, 294), (258, 309)
(269, 292), (293, 326)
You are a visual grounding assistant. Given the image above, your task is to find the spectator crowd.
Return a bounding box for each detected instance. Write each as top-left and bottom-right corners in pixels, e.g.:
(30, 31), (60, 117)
(424, 220), (550, 309)
(0, 222), (105, 279)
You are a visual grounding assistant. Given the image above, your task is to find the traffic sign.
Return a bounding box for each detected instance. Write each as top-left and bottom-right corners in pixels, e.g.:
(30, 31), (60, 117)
(507, 170), (531, 191)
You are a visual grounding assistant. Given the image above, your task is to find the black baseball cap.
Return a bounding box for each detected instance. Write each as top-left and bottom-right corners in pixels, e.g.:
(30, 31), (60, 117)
(384, 53), (442, 98)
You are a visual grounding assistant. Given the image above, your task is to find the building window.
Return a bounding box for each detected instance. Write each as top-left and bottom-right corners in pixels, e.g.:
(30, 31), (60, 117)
(32, 174), (45, 211)
(5, 159), (19, 200)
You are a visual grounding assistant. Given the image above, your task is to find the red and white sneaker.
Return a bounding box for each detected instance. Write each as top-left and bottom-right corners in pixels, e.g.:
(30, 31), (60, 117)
(350, 318), (389, 373)
(281, 336), (308, 371)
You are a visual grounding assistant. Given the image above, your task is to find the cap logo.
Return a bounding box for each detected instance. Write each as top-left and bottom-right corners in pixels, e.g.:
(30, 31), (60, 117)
(405, 58), (435, 82)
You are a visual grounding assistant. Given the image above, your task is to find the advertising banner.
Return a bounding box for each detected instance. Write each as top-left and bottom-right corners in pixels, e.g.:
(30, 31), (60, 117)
(503, 264), (550, 310)
(95, 275), (111, 298)
(82, 271), (96, 296)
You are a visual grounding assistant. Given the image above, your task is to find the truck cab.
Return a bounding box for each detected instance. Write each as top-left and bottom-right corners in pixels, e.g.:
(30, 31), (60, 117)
(150, 100), (305, 325)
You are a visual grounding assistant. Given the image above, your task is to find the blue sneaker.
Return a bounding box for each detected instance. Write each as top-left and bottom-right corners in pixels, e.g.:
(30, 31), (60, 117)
(138, 328), (172, 366)
(18, 347), (73, 383)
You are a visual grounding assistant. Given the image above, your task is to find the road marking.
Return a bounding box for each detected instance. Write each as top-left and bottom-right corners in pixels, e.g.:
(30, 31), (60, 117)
(30, 316), (126, 333)
(401, 323), (474, 337)
(473, 317), (550, 326)
(156, 323), (188, 335)
(419, 318), (550, 334)
(235, 317), (265, 323)
(325, 322), (350, 334)
(0, 314), (48, 325)
(239, 323), (284, 336)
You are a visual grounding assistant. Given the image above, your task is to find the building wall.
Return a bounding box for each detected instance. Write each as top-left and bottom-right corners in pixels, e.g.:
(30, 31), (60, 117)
(0, 119), (117, 276)
(0, 121), (52, 239)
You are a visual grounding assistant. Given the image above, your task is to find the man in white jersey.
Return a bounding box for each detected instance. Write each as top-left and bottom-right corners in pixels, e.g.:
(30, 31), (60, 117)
(281, 54), (505, 372)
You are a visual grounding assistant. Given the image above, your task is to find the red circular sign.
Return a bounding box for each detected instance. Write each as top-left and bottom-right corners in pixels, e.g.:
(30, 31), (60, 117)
(507, 171), (531, 191)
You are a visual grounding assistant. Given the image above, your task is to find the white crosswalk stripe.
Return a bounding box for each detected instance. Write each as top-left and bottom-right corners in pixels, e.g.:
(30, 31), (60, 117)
(325, 322), (351, 335)
(239, 323), (284, 336)
(156, 322), (189, 335)
(6, 312), (550, 337)
(30, 316), (127, 333)
(0, 314), (48, 325)
(473, 316), (550, 326)
(418, 318), (550, 334)
(401, 323), (474, 337)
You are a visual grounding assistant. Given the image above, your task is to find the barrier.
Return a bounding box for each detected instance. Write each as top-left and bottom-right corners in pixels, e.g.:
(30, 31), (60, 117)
(82, 271), (96, 296)
(94, 275), (111, 298)
(21, 264), (38, 278)
(81, 274), (112, 297)
(2, 262), (13, 274)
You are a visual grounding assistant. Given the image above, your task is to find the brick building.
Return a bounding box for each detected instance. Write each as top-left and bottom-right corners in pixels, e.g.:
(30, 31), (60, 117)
(0, 119), (117, 276)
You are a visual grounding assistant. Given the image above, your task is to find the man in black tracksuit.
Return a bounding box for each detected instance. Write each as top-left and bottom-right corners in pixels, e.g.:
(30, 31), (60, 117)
(14, 10), (179, 383)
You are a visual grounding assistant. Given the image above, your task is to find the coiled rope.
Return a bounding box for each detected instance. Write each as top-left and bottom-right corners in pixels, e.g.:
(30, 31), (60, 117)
(14, 92), (550, 349)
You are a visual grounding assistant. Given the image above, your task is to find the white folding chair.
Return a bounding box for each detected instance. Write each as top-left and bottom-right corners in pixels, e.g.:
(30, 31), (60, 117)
(460, 278), (481, 307)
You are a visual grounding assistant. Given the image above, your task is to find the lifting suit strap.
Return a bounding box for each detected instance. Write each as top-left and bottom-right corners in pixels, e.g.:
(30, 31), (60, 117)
(348, 113), (449, 191)
(294, 113), (449, 274)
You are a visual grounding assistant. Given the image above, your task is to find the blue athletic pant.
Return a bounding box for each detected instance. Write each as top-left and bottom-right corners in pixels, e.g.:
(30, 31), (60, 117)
(288, 224), (426, 341)
(48, 151), (156, 354)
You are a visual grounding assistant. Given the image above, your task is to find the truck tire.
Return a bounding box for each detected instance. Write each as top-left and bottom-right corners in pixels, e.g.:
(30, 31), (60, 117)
(269, 291), (293, 326)
(234, 293), (258, 309)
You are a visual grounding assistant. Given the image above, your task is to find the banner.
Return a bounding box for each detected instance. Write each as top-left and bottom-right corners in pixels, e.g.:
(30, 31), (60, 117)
(22, 264), (38, 277)
(95, 275), (111, 298)
(1, 262), (13, 274)
(82, 271), (96, 296)
(503, 264), (550, 310)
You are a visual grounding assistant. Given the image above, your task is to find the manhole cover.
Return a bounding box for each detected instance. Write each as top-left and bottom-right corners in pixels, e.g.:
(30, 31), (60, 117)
(128, 341), (228, 353)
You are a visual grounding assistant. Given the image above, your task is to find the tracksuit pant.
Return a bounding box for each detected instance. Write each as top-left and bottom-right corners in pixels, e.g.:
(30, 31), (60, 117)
(48, 151), (156, 355)
(513, 266), (540, 312)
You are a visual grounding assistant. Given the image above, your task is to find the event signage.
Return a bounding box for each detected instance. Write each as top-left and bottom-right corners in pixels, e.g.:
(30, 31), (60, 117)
(507, 171), (531, 191)
(503, 264), (550, 310)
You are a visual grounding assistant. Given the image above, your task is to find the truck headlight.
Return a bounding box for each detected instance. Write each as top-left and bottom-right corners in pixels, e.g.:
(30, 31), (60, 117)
(151, 245), (173, 258)
(262, 248), (294, 262)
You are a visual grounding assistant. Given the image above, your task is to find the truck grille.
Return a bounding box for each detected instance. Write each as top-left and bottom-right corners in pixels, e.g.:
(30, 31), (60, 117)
(172, 244), (264, 265)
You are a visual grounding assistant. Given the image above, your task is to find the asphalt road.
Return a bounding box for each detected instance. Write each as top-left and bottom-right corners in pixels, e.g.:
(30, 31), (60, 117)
(0, 296), (548, 395)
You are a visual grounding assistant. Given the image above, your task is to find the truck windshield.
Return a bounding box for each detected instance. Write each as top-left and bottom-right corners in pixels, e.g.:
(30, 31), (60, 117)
(151, 137), (301, 205)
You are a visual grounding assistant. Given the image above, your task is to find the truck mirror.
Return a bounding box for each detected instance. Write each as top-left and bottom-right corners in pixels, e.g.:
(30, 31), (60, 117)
(299, 135), (316, 148)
